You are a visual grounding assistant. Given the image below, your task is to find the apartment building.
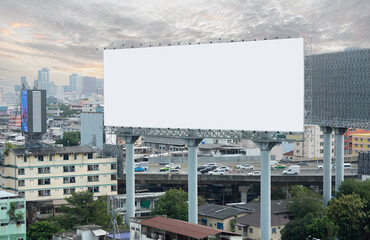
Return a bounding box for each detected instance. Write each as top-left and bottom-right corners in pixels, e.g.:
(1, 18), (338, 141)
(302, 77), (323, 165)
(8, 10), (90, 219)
(345, 129), (370, 154)
(294, 125), (334, 159)
(352, 133), (370, 153)
(0, 191), (26, 240)
(0, 146), (118, 201)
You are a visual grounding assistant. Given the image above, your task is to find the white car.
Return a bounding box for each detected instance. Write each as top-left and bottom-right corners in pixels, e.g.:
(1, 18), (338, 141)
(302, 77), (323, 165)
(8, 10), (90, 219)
(240, 165), (254, 170)
(248, 171), (261, 176)
(317, 164), (333, 170)
(165, 163), (181, 169)
(208, 169), (227, 175)
(217, 166), (230, 171)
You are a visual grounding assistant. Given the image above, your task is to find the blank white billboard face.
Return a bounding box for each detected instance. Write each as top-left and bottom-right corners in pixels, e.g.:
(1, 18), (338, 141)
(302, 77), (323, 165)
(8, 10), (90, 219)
(104, 38), (304, 132)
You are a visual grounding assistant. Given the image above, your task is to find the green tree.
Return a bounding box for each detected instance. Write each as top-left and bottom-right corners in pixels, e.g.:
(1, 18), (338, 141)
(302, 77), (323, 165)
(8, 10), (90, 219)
(287, 188), (323, 219)
(198, 195), (208, 206)
(281, 213), (315, 240)
(3, 142), (16, 153)
(272, 187), (287, 200)
(337, 179), (370, 210)
(7, 202), (24, 223)
(151, 188), (188, 221)
(60, 131), (80, 146)
(27, 221), (62, 240)
(51, 191), (111, 230)
(325, 194), (367, 240)
(306, 216), (339, 240)
(59, 104), (77, 117)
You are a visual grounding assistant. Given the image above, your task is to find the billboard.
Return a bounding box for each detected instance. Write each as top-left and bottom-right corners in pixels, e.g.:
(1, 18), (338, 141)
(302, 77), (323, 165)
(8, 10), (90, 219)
(21, 90), (28, 132)
(20, 90), (47, 133)
(104, 38), (304, 132)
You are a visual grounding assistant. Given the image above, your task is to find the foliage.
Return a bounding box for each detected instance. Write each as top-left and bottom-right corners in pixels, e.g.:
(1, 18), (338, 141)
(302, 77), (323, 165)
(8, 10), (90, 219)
(151, 188), (188, 221)
(59, 104), (77, 117)
(290, 185), (311, 198)
(281, 213), (315, 240)
(7, 202), (24, 223)
(59, 131), (80, 146)
(251, 196), (260, 202)
(306, 216), (339, 240)
(198, 195), (208, 206)
(287, 188), (323, 219)
(325, 194), (367, 240)
(230, 215), (237, 232)
(3, 142), (16, 153)
(272, 187), (287, 200)
(51, 191), (111, 230)
(337, 179), (370, 211)
(27, 221), (63, 240)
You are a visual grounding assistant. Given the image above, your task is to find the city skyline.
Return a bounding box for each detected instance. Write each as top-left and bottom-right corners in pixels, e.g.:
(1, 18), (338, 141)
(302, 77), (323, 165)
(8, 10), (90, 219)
(0, 0), (369, 88)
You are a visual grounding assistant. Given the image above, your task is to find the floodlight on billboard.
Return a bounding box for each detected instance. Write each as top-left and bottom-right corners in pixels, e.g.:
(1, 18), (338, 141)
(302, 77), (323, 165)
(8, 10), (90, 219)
(104, 38), (304, 132)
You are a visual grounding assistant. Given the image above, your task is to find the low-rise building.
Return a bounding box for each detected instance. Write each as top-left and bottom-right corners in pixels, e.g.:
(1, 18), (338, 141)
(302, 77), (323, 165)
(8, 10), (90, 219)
(352, 133), (370, 153)
(235, 213), (289, 240)
(198, 204), (249, 231)
(0, 191), (26, 240)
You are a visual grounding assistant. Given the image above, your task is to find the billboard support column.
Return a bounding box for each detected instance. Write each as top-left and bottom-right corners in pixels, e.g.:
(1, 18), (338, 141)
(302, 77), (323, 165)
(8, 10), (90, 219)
(122, 135), (140, 224)
(334, 128), (347, 193)
(321, 127), (332, 206)
(254, 141), (278, 240)
(186, 138), (203, 224)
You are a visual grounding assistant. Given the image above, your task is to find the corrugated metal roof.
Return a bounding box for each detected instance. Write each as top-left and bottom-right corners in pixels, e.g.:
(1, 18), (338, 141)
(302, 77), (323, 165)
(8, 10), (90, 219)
(198, 204), (247, 220)
(140, 216), (222, 239)
(9, 146), (95, 156)
(0, 191), (18, 199)
(236, 213), (289, 227)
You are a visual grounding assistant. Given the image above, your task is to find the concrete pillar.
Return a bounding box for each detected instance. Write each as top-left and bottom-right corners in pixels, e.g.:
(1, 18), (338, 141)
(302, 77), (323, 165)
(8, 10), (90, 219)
(334, 128), (347, 193)
(122, 135), (140, 224)
(239, 186), (250, 203)
(232, 185), (239, 202)
(254, 141), (278, 240)
(186, 138), (202, 224)
(321, 127), (332, 206)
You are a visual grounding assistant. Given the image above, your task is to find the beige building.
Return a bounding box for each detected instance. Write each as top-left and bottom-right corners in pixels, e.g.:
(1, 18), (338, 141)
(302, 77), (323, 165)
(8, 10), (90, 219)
(198, 204), (249, 232)
(235, 213), (289, 239)
(294, 125), (334, 159)
(0, 146), (117, 201)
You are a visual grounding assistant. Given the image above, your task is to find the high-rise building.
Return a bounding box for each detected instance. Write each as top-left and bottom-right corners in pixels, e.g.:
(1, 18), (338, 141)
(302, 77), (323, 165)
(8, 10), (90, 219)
(38, 68), (50, 94)
(69, 73), (83, 93)
(83, 76), (97, 94)
(344, 129), (370, 154)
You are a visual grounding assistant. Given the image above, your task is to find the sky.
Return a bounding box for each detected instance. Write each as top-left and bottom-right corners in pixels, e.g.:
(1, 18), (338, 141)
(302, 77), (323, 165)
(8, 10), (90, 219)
(0, 0), (369, 89)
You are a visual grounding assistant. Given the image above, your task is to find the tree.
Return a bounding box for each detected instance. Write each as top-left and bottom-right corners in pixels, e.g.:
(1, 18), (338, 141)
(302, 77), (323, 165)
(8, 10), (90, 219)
(59, 104), (77, 117)
(281, 213), (315, 240)
(325, 194), (367, 240)
(27, 221), (62, 240)
(337, 179), (370, 211)
(51, 191), (111, 230)
(3, 142), (16, 153)
(198, 195), (208, 206)
(151, 188), (188, 221)
(287, 189), (323, 219)
(60, 131), (80, 146)
(272, 187), (287, 200)
(7, 202), (24, 223)
(306, 216), (339, 240)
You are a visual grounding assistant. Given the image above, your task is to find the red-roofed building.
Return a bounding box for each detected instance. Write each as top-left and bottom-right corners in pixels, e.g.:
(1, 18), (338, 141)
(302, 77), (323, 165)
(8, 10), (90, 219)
(131, 216), (241, 240)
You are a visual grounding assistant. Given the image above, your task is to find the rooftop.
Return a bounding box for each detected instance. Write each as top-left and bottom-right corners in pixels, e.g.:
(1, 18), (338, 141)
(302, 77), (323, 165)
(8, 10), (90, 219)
(231, 199), (290, 214)
(0, 191), (19, 199)
(236, 212), (289, 227)
(8, 146), (95, 156)
(140, 216), (222, 239)
(198, 203), (248, 220)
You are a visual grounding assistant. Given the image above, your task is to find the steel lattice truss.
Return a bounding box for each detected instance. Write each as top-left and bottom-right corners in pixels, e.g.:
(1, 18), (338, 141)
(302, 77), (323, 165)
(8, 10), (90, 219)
(306, 48), (370, 129)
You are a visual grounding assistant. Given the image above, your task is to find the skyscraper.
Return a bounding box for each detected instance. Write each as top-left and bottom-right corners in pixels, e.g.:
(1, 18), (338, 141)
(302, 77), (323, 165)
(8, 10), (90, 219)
(83, 76), (97, 95)
(69, 73), (83, 94)
(38, 68), (49, 94)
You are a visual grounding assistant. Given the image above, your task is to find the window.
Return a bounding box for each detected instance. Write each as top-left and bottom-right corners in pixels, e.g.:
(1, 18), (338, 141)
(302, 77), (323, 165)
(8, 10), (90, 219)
(63, 166), (75, 172)
(23, 156), (27, 162)
(88, 153), (93, 159)
(63, 177), (76, 183)
(272, 227), (276, 234)
(38, 167), (50, 174)
(49, 155), (53, 161)
(320, 149), (324, 154)
(15, 203), (24, 209)
(88, 186), (99, 193)
(249, 227), (253, 233)
(64, 188), (76, 195)
(88, 165), (99, 171)
(1, 223), (8, 226)
(238, 226), (241, 231)
(111, 174), (117, 180)
(74, 154), (78, 160)
(38, 155), (44, 162)
(111, 185), (117, 191)
(16, 221), (25, 225)
(355, 144), (358, 147)
(63, 154), (69, 160)
(38, 178), (51, 185)
(18, 168), (25, 175)
(320, 142), (324, 146)
(38, 190), (51, 196)
(354, 137), (358, 141)
(88, 175), (99, 182)
(40, 208), (52, 214)
(18, 180), (25, 186)
(111, 164), (117, 170)
(1, 206), (6, 210)
(19, 192), (25, 198)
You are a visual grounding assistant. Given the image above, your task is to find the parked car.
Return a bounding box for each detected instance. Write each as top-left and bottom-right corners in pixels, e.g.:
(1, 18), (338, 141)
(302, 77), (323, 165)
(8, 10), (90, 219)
(200, 167), (216, 174)
(165, 163), (181, 169)
(248, 171), (261, 176)
(206, 163), (218, 169)
(167, 169), (180, 174)
(197, 165), (207, 172)
(208, 169), (227, 175)
(134, 166), (146, 172)
(273, 164), (286, 169)
(159, 166), (174, 172)
(217, 166), (230, 171)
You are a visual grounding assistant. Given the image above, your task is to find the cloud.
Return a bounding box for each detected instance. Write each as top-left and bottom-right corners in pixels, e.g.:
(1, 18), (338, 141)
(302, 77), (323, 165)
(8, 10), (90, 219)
(10, 22), (31, 28)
